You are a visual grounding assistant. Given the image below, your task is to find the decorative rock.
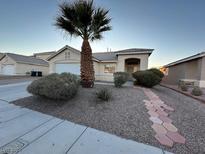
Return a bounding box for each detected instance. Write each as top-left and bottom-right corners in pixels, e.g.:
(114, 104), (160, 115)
(155, 134), (174, 147)
(151, 124), (167, 134)
(149, 117), (163, 124)
(163, 105), (174, 112)
(163, 123), (178, 132)
(156, 110), (168, 116)
(154, 106), (164, 111)
(148, 111), (159, 117)
(145, 102), (153, 107)
(143, 100), (150, 104)
(159, 115), (172, 123)
(167, 131), (186, 144)
(146, 106), (156, 112)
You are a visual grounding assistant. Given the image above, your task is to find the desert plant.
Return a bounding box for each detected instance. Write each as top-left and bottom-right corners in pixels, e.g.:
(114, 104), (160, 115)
(191, 86), (203, 96)
(27, 73), (79, 100)
(132, 70), (161, 88)
(55, 0), (112, 88)
(148, 68), (164, 79)
(180, 84), (188, 91)
(96, 87), (112, 101)
(113, 72), (129, 87)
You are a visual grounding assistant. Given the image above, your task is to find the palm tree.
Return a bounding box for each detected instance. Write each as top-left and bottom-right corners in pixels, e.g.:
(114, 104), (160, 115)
(55, 0), (112, 88)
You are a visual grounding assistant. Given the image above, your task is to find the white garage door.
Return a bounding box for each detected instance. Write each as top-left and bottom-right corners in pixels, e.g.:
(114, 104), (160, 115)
(55, 63), (80, 75)
(2, 65), (15, 75)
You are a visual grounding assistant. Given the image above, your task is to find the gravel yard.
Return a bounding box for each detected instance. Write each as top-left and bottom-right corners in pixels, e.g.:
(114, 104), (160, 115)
(12, 84), (205, 154)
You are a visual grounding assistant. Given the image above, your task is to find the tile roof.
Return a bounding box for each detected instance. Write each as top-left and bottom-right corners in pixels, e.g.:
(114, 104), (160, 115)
(115, 48), (154, 54)
(47, 45), (154, 62)
(33, 51), (56, 56)
(6, 53), (49, 66)
(92, 48), (153, 61)
(92, 52), (117, 61)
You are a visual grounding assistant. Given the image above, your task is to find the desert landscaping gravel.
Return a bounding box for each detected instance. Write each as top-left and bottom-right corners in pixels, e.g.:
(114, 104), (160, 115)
(12, 84), (205, 154)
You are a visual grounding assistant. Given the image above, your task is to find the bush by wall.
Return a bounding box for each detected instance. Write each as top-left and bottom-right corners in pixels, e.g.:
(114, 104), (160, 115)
(191, 86), (203, 96)
(113, 72), (129, 88)
(132, 70), (161, 88)
(148, 68), (164, 79)
(27, 73), (79, 100)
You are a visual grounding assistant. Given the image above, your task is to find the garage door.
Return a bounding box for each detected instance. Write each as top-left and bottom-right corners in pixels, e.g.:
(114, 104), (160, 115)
(55, 63), (80, 75)
(2, 65), (15, 75)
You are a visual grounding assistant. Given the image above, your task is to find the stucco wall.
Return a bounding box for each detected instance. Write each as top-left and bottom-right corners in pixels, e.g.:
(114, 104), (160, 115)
(15, 63), (49, 75)
(0, 55), (48, 75)
(49, 48), (80, 73)
(35, 54), (52, 60)
(0, 56), (17, 74)
(163, 58), (203, 85)
(95, 62), (117, 81)
(116, 54), (149, 72)
(49, 49), (150, 81)
(184, 60), (199, 79)
(200, 57), (205, 80)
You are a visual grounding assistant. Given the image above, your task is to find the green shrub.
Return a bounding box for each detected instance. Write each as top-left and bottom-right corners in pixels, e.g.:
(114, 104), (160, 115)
(132, 70), (161, 88)
(148, 68), (164, 79)
(27, 73), (79, 100)
(113, 72), (129, 87)
(180, 84), (188, 91)
(191, 86), (203, 96)
(96, 88), (112, 101)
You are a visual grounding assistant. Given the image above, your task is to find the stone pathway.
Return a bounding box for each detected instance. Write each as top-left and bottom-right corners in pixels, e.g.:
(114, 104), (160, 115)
(0, 82), (173, 154)
(143, 88), (186, 147)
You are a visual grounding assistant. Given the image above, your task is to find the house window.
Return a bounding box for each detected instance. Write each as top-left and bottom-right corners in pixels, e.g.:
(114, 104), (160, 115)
(65, 52), (70, 59)
(104, 64), (115, 73)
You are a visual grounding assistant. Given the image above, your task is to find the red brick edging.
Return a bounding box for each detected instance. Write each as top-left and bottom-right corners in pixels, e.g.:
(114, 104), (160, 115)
(160, 84), (205, 104)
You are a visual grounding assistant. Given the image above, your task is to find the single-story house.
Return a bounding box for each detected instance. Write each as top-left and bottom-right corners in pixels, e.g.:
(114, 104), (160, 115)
(47, 45), (154, 81)
(163, 52), (205, 87)
(0, 53), (49, 75)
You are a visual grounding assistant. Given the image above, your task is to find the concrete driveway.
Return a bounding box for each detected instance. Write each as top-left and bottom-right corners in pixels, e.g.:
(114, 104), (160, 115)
(0, 82), (172, 154)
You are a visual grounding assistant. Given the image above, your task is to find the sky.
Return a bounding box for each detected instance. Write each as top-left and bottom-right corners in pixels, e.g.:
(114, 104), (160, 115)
(0, 0), (205, 68)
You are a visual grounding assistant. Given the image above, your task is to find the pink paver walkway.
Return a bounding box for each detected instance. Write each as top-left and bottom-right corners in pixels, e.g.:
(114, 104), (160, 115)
(142, 88), (186, 147)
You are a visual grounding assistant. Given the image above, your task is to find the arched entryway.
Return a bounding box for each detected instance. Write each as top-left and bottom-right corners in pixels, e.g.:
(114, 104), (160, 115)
(125, 58), (140, 79)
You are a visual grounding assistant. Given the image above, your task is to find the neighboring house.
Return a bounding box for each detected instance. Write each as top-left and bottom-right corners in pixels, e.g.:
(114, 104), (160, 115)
(0, 53), (49, 75)
(163, 52), (205, 87)
(0, 53), (4, 60)
(33, 51), (56, 60)
(47, 45), (153, 81)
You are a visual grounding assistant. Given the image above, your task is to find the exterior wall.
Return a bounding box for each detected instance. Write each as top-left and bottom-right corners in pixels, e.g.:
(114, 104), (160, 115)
(95, 62), (117, 81)
(0, 55), (17, 74)
(198, 57), (205, 87)
(49, 48), (80, 73)
(163, 63), (186, 85)
(35, 54), (52, 60)
(184, 60), (199, 79)
(163, 58), (205, 87)
(116, 54), (149, 72)
(49, 49), (150, 81)
(15, 63), (49, 76)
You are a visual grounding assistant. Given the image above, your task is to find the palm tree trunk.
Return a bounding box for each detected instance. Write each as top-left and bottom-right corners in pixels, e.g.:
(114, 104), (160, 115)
(80, 39), (95, 88)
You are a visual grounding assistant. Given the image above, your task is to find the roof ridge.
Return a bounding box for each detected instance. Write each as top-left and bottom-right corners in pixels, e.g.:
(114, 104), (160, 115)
(164, 52), (205, 67)
(7, 53), (46, 61)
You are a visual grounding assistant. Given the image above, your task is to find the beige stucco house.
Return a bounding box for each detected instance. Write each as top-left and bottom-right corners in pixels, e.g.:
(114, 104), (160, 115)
(0, 53), (49, 75)
(47, 45), (153, 81)
(163, 52), (205, 87)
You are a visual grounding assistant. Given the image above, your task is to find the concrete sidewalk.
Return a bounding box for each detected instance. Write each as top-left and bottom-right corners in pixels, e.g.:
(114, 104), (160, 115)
(0, 82), (172, 154)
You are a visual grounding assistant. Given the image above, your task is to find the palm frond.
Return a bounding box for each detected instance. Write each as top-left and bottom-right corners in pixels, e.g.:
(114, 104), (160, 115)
(55, 0), (111, 41)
